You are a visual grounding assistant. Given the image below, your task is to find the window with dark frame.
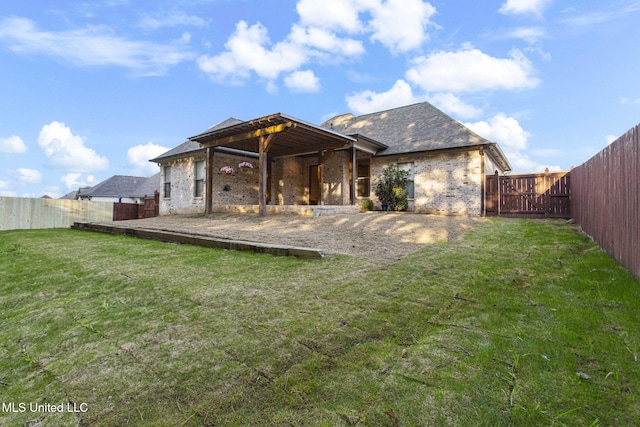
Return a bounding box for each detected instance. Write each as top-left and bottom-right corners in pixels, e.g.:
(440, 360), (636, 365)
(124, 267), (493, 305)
(163, 166), (171, 198)
(398, 162), (415, 198)
(194, 160), (205, 198)
(356, 159), (370, 198)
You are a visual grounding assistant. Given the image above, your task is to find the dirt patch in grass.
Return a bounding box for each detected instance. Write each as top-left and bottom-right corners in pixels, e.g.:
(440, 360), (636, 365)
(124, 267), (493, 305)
(111, 213), (483, 263)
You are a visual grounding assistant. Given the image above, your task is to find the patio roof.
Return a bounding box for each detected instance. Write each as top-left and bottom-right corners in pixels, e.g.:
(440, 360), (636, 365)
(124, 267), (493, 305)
(188, 113), (360, 157)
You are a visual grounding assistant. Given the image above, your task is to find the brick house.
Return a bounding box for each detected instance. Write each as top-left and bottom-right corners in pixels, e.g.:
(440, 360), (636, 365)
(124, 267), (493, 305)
(150, 102), (511, 216)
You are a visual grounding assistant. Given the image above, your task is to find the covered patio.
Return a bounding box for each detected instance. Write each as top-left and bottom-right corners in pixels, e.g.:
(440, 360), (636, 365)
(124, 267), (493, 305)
(188, 113), (385, 216)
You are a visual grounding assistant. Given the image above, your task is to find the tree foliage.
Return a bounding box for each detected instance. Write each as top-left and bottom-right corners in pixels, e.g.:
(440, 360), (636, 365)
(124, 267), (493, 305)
(374, 164), (411, 211)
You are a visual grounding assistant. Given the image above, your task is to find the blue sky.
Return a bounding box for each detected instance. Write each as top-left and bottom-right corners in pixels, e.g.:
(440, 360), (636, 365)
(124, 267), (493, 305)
(1, 0), (640, 198)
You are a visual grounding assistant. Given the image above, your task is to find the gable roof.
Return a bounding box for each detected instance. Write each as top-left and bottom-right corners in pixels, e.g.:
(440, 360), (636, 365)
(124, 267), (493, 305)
(131, 173), (160, 197)
(321, 102), (511, 170)
(81, 175), (153, 198)
(59, 187), (89, 200)
(188, 113), (358, 158)
(150, 118), (244, 163)
(152, 102), (510, 171)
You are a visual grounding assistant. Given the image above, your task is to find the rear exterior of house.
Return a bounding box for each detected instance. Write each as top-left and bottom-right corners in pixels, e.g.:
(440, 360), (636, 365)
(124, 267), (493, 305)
(150, 102), (511, 216)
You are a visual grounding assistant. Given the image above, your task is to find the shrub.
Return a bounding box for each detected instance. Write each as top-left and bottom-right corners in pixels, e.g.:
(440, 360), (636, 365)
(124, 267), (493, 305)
(362, 199), (374, 211)
(393, 187), (408, 211)
(374, 165), (411, 211)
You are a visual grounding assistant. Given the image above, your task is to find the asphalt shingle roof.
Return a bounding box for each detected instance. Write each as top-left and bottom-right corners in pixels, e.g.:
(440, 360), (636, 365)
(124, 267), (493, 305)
(150, 103), (510, 170)
(81, 175), (151, 198)
(150, 117), (243, 162)
(321, 102), (496, 156)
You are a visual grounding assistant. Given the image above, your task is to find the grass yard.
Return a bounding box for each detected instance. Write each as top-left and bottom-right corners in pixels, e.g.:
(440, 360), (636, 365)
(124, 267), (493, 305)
(1, 218), (639, 426)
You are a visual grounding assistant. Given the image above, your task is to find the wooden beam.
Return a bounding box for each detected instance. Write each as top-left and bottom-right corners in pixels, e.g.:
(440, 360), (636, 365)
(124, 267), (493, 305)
(258, 134), (276, 216)
(201, 122), (293, 147)
(205, 147), (214, 215)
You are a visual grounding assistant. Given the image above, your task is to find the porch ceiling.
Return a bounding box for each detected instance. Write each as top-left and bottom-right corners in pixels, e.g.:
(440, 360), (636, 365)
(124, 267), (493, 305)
(188, 113), (357, 158)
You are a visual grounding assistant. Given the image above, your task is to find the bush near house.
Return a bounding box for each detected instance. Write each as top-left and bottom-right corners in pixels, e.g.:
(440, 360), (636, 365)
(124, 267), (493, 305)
(374, 164), (411, 211)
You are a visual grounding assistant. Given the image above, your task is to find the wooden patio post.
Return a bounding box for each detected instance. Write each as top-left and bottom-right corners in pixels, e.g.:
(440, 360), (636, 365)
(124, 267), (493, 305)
(205, 147), (214, 215)
(258, 134), (275, 216)
(318, 151), (324, 205)
(351, 146), (357, 205)
(317, 149), (334, 206)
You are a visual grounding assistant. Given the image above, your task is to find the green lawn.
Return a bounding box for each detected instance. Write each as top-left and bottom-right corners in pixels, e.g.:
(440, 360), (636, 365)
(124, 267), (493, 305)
(1, 218), (639, 426)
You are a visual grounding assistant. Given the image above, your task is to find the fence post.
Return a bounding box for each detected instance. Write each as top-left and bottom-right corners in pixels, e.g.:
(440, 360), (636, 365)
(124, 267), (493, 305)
(494, 170), (500, 217)
(544, 167), (550, 218)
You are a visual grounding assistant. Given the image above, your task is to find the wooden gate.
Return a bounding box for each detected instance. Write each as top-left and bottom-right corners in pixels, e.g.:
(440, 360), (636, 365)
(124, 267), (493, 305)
(113, 191), (159, 221)
(486, 169), (571, 218)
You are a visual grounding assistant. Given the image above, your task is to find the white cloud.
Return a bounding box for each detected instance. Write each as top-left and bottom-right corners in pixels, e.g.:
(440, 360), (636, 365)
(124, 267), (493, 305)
(465, 113), (546, 172)
(368, 0), (437, 53)
(16, 168), (42, 184)
(0, 135), (27, 153)
(620, 97), (640, 105)
(506, 27), (546, 43)
(288, 24), (364, 57)
(61, 173), (97, 191)
(427, 93), (483, 119)
(0, 17), (194, 76)
(284, 70), (321, 92)
(499, 0), (553, 16)
(406, 48), (540, 93)
(296, 0), (437, 52)
(37, 121), (109, 173)
(0, 179), (17, 197)
(137, 11), (207, 29)
(465, 113), (560, 172)
(467, 113), (529, 151)
(296, 0), (364, 33)
(560, 3), (640, 27)
(127, 142), (170, 175)
(346, 79), (422, 115)
(197, 21), (308, 83)
(198, 0), (437, 87)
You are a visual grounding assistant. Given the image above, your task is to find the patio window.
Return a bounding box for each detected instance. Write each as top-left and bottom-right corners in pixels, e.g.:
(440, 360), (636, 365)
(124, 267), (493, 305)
(163, 166), (171, 198)
(194, 160), (205, 198)
(357, 159), (370, 197)
(398, 162), (414, 198)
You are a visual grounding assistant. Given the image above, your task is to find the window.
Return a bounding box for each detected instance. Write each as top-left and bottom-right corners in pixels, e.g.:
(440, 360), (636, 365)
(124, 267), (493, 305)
(163, 166), (171, 198)
(398, 162), (414, 198)
(356, 159), (370, 197)
(195, 160), (205, 198)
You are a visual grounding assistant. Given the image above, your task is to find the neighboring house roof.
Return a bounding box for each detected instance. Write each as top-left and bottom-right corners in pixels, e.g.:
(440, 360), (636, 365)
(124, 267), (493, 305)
(59, 186), (91, 200)
(321, 102), (511, 170)
(131, 173), (160, 197)
(80, 175), (156, 198)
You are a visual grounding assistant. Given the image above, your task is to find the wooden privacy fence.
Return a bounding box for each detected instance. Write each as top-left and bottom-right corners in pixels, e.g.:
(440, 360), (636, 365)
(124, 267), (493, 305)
(0, 197), (113, 230)
(113, 191), (159, 221)
(571, 124), (640, 281)
(486, 169), (571, 218)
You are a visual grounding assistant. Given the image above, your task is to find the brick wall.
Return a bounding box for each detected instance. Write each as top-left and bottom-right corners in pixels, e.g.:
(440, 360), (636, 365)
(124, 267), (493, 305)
(160, 153), (258, 215)
(323, 150), (350, 205)
(370, 149), (483, 215)
(272, 151), (351, 206)
(161, 148), (485, 215)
